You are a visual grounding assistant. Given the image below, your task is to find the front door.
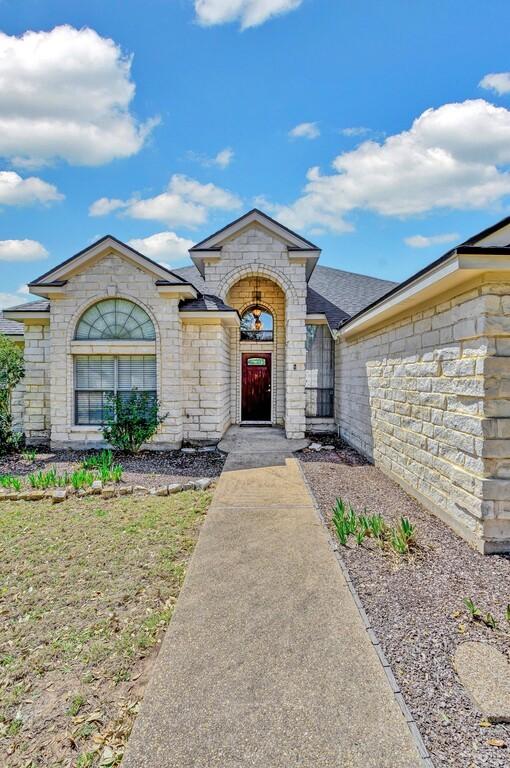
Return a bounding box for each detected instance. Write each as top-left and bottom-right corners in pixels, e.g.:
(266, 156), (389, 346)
(242, 353), (272, 422)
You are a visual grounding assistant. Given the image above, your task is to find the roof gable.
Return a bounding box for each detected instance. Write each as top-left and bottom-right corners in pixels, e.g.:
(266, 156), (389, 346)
(462, 215), (510, 247)
(190, 209), (319, 251)
(29, 235), (193, 290)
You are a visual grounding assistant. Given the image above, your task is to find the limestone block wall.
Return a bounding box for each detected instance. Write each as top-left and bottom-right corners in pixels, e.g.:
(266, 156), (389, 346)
(204, 225), (308, 438)
(182, 322), (231, 442)
(47, 251), (183, 449)
(336, 276), (510, 553)
(23, 323), (50, 445)
(11, 379), (25, 433)
(227, 276), (285, 424)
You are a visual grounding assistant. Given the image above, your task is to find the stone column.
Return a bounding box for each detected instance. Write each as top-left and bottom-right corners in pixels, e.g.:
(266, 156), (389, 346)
(285, 301), (307, 439)
(23, 322), (50, 445)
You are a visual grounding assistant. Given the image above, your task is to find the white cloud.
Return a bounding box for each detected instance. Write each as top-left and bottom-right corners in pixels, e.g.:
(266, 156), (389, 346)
(0, 25), (158, 167)
(289, 122), (320, 140)
(187, 147), (234, 168)
(128, 231), (194, 265)
(0, 239), (48, 262)
(0, 283), (31, 310)
(273, 99), (510, 233)
(341, 126), (370, 137)
(89, 174), (242, 228)
(404, 232), (459, 249)
(480, 72), (510, 96)
(89, 197), (127, 217)
(194, 0), (303, 28)
(0, 170), (63, 206)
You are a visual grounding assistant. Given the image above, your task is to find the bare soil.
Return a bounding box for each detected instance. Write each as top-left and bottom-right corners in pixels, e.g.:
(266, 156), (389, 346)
(300, 437), (510, 768)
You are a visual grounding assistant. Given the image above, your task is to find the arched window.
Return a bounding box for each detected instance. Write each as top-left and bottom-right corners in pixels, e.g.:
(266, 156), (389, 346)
(75, 298), (156, 340)
(240, 306), (274, 342)
(74, 299), (156, 425)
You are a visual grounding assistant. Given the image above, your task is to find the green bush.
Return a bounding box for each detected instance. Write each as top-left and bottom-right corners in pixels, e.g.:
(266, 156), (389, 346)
(102, 392), (167, 454)
(0, 334), (24, 456)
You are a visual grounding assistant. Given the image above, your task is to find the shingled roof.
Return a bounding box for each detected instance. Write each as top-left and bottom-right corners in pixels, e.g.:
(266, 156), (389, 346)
(173, 264), (396, 328)
(0, 311), (24, 336)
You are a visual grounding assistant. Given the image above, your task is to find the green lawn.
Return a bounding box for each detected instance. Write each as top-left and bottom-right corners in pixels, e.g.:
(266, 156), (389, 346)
(0, 491), (209, 767)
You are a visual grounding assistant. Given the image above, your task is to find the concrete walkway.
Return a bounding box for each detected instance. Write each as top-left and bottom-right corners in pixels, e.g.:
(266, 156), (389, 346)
(123, 428), (422, 768)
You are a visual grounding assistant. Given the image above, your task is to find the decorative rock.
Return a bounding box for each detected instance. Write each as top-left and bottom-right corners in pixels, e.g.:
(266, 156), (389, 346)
(181, 481), (196, 491)
(323, 445), (335, 451)
(167, 483), (183, 494)
(133, 485), (149, 493)
(44, 489), (54, 498)
(309, 442), (323, 452)
(155, 486), (168, 496)
(52, 489), (67, 504)
(198, 446), (216, 453)
(76, 489), (87, 498)
(21, 491), (45, 501)
(91, 480), (103, 494)
(101, 487), (116, 499)
(6, 492), (20, 501)
(194, 478), (213, 491)
(118, 485), (133, 495)
(181, 447), (196, 454)
(454, 641), (510, 723)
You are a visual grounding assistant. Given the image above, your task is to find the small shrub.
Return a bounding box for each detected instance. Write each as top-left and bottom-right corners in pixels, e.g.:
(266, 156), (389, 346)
(0, 334), (25, 456)
(102, 392), (167, 454)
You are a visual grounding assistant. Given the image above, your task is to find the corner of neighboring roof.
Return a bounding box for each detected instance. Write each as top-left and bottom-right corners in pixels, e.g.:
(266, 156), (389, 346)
(460, 215), (510, 246)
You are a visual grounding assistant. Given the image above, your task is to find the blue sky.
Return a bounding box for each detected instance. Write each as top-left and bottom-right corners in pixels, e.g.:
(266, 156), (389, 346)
(2, 0), (510, 307)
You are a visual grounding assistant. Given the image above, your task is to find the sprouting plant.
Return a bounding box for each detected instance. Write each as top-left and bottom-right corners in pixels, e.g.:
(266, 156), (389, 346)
(357, 513), (372, 538)
(390, 530), (408, 555)
(82, 449), (113, 471)
(70, 470), (94, 490)
(464, 597), (482, 621)
(506, 604), (510, 625)
(346, 505), (358, 535)
(355, 529), (365, 545)
(332, 498), (348, 546)
(0, 474), (21, 490)
(22, 449), (36, 461)
(483, 612), (497, 630)
(398, 517), (415, 543)
(368, 513), (384, 539)
(110, 464), (123, 483)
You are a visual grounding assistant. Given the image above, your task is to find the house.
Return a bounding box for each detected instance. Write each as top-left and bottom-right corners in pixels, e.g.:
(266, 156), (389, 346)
(4, 209), (510, 553)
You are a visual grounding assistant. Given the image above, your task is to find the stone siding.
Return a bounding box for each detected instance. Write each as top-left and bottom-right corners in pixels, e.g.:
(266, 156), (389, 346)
(48, 251), (183, 449)
(336, 276), (510, 552)
(182, 322), (231, 443)
(23, 323), (50, 445)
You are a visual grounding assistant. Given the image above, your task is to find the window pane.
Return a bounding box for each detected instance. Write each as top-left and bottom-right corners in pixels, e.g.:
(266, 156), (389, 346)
(75, 390), (113, 425)
(75, 356), (115, 389)
(117, 356), (156, 390)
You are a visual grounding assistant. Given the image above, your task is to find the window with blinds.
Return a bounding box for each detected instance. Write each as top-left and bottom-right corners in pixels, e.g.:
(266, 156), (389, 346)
(75, 355), (157, 425)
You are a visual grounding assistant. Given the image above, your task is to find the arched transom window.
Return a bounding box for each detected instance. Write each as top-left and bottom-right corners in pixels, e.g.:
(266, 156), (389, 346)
(75, 298), (156, 341)
(240, 306), (274, 342)
(74, 299), (156, 425)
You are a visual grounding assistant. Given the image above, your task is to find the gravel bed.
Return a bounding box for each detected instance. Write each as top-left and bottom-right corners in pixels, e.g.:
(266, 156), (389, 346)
(0, 447), (225, 489)
(300, 436), (510, 768)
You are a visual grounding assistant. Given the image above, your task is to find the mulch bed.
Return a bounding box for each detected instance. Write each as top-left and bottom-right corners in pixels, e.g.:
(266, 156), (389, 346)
(0, 447), (226, 489)
(300, 437), (510, 768)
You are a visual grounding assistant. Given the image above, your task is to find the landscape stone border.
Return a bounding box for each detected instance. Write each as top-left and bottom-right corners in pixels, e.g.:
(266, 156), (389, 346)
(0, 478), (214, 504)
(297, 460), (435, 768)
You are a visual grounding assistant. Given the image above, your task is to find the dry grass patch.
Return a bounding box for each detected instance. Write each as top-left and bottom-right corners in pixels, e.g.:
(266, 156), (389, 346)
(0, 491), (210, 767)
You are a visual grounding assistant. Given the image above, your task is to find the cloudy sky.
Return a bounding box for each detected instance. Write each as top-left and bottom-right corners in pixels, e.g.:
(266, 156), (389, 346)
(2, 0), (510, 307)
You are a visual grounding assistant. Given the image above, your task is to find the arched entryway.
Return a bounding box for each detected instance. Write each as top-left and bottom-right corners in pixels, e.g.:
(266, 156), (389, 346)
(226, 275), (286, 425)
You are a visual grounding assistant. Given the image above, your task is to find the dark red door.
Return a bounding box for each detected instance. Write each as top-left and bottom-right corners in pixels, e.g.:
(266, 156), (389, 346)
(242, 353), (272, 422)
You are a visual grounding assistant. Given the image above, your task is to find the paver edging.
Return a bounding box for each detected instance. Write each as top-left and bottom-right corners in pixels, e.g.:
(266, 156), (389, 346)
(296, 458), (435, 768)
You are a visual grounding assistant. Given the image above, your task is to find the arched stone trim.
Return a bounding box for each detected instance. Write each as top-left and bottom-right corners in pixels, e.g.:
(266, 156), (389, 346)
(216, 264), (298, 303)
